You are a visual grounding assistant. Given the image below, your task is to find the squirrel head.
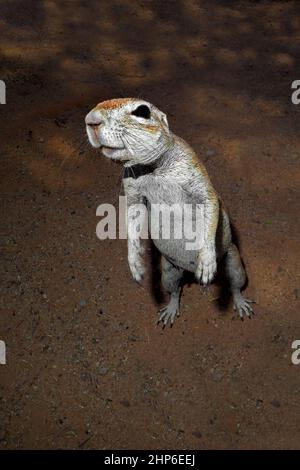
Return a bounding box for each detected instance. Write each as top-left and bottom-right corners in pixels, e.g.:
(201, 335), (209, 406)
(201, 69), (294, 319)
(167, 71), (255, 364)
(85, 98), (172, 164)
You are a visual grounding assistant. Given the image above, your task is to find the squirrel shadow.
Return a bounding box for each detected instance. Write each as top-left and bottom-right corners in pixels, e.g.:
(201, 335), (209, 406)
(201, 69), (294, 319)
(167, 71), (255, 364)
(149, 241), (166, 305)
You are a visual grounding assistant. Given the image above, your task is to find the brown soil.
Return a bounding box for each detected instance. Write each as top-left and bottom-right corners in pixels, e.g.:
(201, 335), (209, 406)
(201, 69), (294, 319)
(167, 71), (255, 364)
(0, 0), (300, 450)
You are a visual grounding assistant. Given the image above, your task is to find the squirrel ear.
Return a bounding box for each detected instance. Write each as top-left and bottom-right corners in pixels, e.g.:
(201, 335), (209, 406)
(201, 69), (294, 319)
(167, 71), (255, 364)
(160, 112), (169, 130)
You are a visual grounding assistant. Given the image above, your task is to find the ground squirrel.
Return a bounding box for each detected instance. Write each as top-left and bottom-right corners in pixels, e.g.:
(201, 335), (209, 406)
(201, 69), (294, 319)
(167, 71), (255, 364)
(85, 98), (254, 325)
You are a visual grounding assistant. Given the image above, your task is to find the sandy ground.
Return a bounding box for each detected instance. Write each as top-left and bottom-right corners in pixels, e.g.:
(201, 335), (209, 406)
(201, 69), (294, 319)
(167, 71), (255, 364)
(0, 0), (300, 450)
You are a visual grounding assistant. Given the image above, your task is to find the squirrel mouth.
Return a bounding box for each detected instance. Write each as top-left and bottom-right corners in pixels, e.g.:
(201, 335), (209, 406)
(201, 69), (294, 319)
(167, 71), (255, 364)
(100, 145), (124, 151)
(100, 145), (127, 160)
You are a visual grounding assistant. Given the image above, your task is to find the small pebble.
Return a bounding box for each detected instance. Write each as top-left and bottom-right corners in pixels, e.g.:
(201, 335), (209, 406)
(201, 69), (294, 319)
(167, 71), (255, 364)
(120, 400), (130, 407)
(211, 369), (223, 382)
(99, 367), (109, 376)
(293, 288), (298, 299)
(206, 148), (215, 157)
(271, 400), (281, 408)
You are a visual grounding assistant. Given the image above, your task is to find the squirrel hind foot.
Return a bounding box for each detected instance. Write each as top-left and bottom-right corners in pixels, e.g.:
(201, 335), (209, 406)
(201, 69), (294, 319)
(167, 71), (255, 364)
(233, 292), (255, 319)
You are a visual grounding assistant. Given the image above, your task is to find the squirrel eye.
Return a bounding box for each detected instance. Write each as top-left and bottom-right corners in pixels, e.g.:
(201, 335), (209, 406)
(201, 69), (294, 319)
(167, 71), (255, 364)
(131, 105), (151, 119)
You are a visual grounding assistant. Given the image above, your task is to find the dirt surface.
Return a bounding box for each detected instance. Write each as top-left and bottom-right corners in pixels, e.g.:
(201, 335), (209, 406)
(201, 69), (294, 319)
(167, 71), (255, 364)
(0, 0), (300, 450)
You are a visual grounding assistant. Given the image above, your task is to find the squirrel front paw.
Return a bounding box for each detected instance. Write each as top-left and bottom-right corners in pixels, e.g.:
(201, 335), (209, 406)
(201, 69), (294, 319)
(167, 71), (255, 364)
(195, 245), (217, 285)
(128, 251), (145, 284)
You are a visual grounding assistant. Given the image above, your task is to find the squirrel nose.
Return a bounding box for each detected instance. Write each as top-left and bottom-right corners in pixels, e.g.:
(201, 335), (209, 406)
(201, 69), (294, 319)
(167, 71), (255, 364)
(85, 111), (103, 128)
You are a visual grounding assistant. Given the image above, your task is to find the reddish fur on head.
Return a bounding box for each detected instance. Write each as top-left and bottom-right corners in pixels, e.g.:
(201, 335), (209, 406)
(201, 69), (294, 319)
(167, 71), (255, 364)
(96, 98), (133, 111)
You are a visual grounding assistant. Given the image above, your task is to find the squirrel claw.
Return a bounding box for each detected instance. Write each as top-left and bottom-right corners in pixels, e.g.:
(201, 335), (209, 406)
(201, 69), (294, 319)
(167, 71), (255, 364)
(158, 304), (180, 327)
(195, 260), (217, 285)
(233, 294), (255, 319)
